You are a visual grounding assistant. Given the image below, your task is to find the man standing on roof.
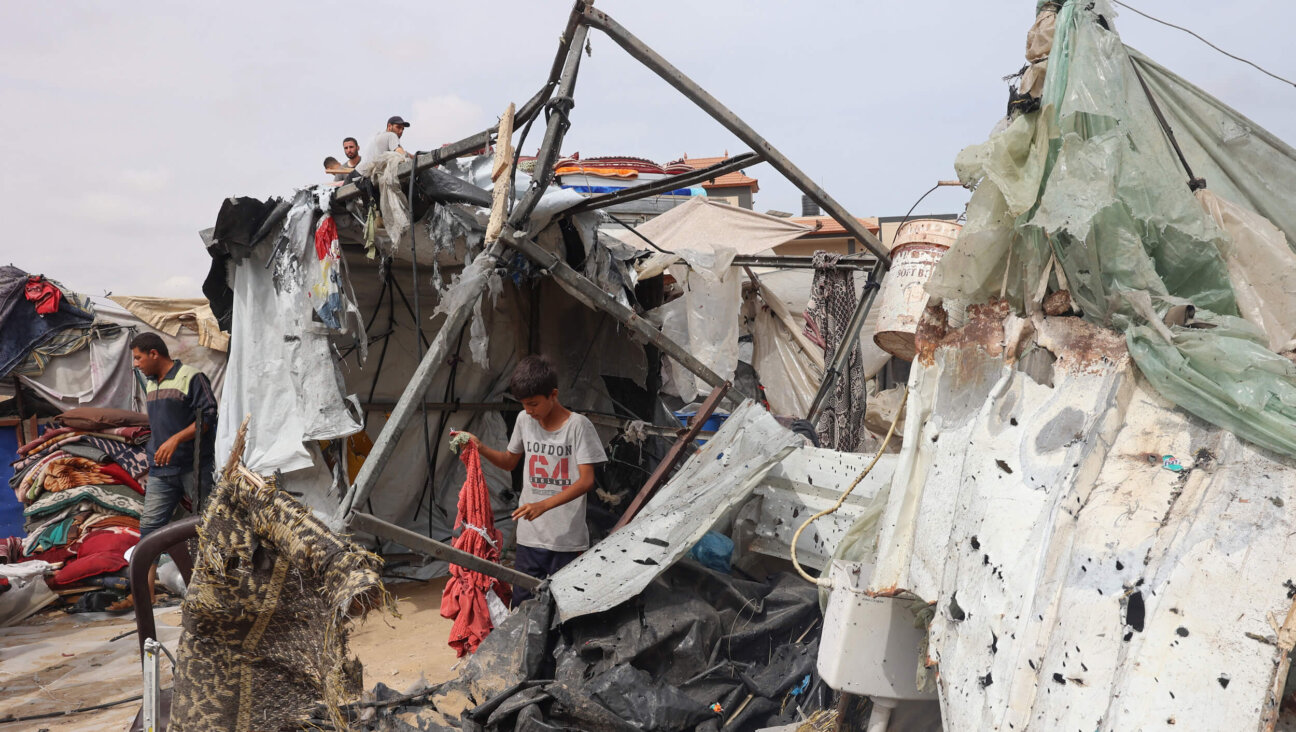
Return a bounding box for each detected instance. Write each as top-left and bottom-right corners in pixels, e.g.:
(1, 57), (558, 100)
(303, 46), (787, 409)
(355, 116), (412, 178)
(130, 332), (218, 538)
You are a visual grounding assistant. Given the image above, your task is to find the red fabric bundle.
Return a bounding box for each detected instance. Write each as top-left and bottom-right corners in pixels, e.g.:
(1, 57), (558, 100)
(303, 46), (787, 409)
(24, 275), (62, 314)
(439, 441), (509, 656)
(97, 462), (144, 495)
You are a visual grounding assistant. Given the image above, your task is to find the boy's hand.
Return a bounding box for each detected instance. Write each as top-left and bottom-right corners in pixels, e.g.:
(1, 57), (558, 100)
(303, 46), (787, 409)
(449, 430), (481, 447)
(512, 501), (549, 521)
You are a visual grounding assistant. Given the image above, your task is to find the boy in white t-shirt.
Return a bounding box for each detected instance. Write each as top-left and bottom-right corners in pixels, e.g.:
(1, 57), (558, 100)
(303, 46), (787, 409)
(452, 355), (606, 605)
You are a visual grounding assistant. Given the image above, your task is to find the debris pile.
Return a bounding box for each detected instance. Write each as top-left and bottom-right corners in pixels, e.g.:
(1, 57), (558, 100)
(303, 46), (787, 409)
(359, 562), (831, 732)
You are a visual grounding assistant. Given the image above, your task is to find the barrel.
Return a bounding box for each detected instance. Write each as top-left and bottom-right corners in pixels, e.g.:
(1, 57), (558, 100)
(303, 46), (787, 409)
(872, 219), (963, 361)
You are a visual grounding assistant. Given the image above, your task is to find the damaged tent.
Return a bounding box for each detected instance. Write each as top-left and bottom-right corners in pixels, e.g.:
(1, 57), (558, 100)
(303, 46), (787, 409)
(826, 1), (1296, 730)
(0, 269), (229, 625)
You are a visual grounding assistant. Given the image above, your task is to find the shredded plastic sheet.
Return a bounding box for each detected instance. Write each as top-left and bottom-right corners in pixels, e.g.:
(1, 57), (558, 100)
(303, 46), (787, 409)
(371, 151), (413, 256)
(216, 210), (362, 475)
(748, 281), (824, 417)
(926, 0), (1296, 458)
(667, 250), (742, 403)
(1196, 190), (1296, 352)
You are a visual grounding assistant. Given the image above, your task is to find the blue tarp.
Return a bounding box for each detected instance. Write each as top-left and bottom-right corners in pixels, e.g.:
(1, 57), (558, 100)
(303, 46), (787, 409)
(0, 426), (24, 538)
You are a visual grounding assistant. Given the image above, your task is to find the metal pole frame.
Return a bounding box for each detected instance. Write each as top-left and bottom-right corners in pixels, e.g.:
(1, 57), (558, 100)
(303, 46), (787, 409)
(580, 5), (892, 267)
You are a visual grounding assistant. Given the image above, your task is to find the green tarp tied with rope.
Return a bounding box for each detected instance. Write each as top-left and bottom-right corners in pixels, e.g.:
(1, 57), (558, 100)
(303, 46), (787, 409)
(927, 0), (1296, 457)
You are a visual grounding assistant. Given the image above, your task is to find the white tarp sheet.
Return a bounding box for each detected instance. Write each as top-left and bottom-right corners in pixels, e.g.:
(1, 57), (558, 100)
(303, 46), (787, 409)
(550, 400), (803, 621)
(611, 197), (811, 258)
(216, 232), (361, 476)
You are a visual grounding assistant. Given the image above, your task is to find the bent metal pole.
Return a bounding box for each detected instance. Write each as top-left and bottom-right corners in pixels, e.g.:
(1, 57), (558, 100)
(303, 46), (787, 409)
(580, 5), (891, 267)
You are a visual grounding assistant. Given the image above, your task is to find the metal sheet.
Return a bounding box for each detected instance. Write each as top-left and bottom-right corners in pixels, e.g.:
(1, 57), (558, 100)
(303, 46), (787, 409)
(865, 307), (1296, 730)
(550, 400), (803, 621)
(750, 448), (897, 570)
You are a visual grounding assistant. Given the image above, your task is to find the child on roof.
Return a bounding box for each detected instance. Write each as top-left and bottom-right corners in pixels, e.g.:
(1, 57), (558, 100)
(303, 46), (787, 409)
(452, 354), (607, 606)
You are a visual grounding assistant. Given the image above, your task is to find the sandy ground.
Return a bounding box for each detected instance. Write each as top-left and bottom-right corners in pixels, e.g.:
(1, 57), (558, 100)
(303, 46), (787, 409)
(0, 578), (459, 731)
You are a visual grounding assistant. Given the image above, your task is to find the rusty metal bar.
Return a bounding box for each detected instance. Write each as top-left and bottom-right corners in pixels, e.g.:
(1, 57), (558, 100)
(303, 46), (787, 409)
(611, 381), (731, 531)
(580, 6), (891, 267)
(564, 151), (765, 215)
(349, 511), (542, 592)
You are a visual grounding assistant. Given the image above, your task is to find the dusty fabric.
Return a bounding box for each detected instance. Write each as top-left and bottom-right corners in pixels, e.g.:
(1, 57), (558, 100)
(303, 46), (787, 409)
(108, 295), (230, 352)
(0, 266), (94, 378)
(53, 408), (150, 432)
(440, 441), (506, 657)
(170, 468), (385, 732)
(803, 252), (866, 451)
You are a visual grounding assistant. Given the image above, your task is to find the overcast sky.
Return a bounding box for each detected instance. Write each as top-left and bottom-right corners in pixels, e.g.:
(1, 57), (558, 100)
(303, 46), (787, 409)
(2, 1), (1291, 298)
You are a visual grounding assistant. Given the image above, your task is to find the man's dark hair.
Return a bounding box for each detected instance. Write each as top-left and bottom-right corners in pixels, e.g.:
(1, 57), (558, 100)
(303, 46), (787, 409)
(130, 332), (170, 358)
(343, 137), (358, 146)
(509, 355), (558, 400)
(323, 156), (340, 168)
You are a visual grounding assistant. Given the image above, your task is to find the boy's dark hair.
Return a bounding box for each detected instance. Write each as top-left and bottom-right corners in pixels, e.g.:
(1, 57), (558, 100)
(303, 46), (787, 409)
(323, 156), (340, 168)
(130, 332), (170, 358)
(509, 355), (558, 400)
(343, 137), (358, 146)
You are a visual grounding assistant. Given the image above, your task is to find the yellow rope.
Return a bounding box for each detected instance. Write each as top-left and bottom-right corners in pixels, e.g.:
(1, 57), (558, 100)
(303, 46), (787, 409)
(790, 387), (909, 587)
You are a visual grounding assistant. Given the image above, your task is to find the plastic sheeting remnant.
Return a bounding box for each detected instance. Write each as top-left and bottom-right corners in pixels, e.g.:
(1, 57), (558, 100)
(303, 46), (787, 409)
(550, 400), (803, 621)
(749, 279), (825, 418)
(372, 151), (414, 257)
(393, 562), (829, 732)
(216, 203), (362, 475)
(663, 250), (742, 403)
(924, 0), (1296, 458)
(1195, 189), (1296, 352)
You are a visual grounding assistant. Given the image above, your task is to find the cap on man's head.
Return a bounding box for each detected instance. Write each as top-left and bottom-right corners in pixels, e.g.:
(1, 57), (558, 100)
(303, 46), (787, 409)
(387, 115), (411, 127)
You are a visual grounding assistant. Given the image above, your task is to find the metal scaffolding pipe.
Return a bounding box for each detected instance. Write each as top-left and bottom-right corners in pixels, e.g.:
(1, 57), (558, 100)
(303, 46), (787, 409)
(580, 6), (891, 266)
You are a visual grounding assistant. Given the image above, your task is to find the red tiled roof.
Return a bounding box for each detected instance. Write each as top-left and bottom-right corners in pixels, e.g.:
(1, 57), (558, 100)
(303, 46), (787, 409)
(788, 215), (880, 237)
(677, 155), (759, 193)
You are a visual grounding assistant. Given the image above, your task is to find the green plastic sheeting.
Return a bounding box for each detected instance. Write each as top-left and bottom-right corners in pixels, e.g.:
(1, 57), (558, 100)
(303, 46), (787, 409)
(926, 0), (1296, 458)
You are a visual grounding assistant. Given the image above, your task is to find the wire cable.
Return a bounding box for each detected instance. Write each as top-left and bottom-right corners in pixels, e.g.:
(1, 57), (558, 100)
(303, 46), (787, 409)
(790, 386), (908, 586)
(1113, 1), (1296, 90)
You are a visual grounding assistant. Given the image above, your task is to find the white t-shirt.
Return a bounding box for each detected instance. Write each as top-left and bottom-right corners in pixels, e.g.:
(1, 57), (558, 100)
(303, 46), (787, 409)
(356, 131), (400, 177)
(507, 412), (607, 552)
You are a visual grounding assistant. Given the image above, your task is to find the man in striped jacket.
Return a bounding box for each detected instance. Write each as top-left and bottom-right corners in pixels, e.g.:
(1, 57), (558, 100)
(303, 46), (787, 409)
(130, 332), (219, 538)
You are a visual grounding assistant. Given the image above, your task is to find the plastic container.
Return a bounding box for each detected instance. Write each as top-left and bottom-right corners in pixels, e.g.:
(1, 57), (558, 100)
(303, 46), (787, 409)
(873, 219), (963, 361)
(673, 411), (729, 445)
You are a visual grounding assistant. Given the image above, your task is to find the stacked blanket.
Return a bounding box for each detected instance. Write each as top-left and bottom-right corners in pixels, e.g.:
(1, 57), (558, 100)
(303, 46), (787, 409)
(7, 424), (149, 588)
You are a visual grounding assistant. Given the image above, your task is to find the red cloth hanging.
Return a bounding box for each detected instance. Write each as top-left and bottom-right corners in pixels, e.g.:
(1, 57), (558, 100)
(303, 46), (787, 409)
(314, 215), (338, 261)
(439, 441), (510, 656)
(24, 276), (62, 315)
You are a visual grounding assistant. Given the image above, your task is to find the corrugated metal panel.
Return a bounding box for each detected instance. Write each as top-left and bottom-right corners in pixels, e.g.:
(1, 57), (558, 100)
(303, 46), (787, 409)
(550, 401), (803, 622)
(868, 308), (1296, 730)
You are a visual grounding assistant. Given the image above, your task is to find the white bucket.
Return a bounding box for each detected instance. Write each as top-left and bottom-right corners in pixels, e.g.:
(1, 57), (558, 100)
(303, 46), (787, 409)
(873, 219), (962, 361)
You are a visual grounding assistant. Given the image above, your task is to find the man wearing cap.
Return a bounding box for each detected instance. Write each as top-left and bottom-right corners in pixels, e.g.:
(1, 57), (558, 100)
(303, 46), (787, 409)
(355, 116), (412, 178)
